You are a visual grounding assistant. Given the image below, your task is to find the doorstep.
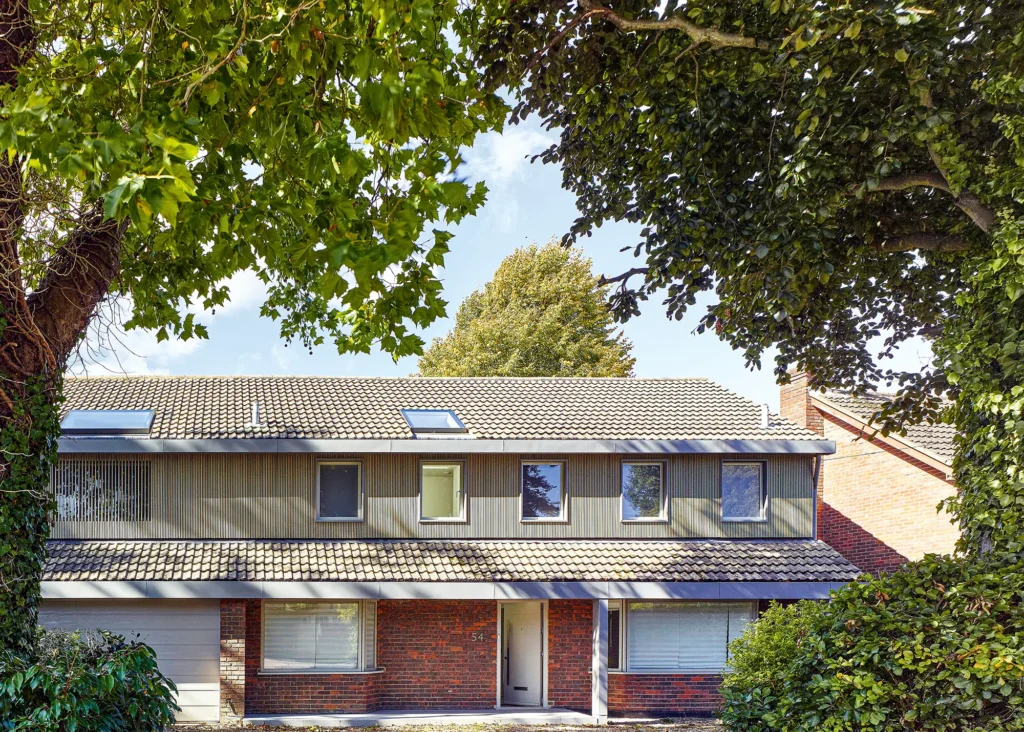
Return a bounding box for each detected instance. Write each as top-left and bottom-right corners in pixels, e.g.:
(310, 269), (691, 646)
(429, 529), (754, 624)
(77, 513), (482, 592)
(243, 707), (598, 727)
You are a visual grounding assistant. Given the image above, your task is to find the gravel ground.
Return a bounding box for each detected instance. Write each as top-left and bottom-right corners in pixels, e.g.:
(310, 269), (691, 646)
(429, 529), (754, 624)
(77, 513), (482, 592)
(208, 722), (723, 732)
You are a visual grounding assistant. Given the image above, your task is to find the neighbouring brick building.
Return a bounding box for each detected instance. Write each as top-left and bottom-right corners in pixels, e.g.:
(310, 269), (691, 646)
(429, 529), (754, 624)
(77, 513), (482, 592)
(37, 376), (859, 723)
(781, 372), (958, 573)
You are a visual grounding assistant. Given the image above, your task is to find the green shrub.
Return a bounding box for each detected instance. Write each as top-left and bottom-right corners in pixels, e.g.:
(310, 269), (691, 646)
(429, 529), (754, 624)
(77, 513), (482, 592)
(722, 554), (1024, 731)
(721, 600), (826, 730)
(0, 627), (178, 731)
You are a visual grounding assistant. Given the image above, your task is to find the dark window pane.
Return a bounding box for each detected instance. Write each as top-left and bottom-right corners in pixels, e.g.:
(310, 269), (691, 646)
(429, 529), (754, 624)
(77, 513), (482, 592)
(622, 463), (663, 519)
(320, 464), (360, 519)
(608, 608), (621, 670)
(722, 463), (764, 519)
(522, 463), (563, 519)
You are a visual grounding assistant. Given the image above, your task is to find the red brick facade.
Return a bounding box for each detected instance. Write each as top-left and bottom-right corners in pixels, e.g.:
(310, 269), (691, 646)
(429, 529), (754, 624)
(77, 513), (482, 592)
(219, 599), (724, 720)
(547, 600), (593, 711)
(609, 674), (723, 716)
(781, 373), (958, 574)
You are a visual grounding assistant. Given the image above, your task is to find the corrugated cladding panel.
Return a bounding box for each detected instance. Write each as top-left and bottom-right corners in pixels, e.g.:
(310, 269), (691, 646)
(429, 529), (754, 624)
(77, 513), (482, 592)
(49, 452), (814, 540)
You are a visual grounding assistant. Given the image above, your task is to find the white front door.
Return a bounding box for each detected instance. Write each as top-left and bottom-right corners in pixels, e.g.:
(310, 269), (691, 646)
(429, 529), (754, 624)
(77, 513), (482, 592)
(501, 601), (544, 707)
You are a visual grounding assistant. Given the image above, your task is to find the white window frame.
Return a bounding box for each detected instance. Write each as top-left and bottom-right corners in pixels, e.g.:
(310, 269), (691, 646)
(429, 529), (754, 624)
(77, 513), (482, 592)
(519, 460), (568, 523)
(620, 460), (667, 523)
(622, 600), (757, 674)
(721, 460), (768, 523)
(315, 460), (364, 523)
(418, 460), (467, 523)
(259, 599), (379, 675)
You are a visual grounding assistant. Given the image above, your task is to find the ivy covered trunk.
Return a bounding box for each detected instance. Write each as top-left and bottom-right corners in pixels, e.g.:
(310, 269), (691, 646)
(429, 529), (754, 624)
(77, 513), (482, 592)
(940, 218), (1024, 557)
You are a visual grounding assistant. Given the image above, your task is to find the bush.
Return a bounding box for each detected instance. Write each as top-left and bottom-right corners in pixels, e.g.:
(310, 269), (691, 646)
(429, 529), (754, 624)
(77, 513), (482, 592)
(721, 554), (1024, 731)
(721, 600), (826, 729)
(0, 627), (178, 731)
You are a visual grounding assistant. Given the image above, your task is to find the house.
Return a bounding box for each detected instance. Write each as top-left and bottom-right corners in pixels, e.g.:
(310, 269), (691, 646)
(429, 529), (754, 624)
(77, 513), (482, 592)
(780, 372), (959, 573)
(39, 375), (858, 725)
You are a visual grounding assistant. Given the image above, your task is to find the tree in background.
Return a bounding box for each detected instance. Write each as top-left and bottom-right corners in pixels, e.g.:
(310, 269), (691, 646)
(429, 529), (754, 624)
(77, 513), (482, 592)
(472, 1), (1024, 728)
(418, 242), (634, 377)
(0, 0), (504, 653)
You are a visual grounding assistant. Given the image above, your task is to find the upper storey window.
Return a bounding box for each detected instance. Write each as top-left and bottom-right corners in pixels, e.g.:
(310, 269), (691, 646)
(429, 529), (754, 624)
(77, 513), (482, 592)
(317, 462), (363, 521)
(621, 461), (665, 521)
(420, 462), (465, 522)
(721, 461), (767, 522)
(401, 409), (467, 435)
(521, 461), (566, 521)
(60, 409), (154, 436)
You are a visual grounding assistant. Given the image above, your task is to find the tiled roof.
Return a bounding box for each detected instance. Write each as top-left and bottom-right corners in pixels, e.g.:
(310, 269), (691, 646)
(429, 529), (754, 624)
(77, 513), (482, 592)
(819, 392), (956, 464)
(62, 376), (821, 442)
(43, 539), (858, 583)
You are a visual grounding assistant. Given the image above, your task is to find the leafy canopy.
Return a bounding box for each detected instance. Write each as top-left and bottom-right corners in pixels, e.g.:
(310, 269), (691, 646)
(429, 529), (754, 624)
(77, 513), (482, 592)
(472, 0), (1024, 553)
(7, 0), (505, 356)
(418, 242), (635, 376)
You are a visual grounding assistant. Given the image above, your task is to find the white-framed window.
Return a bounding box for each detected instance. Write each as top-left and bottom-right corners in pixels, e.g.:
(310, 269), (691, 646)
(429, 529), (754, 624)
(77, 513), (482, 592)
(521, 461), (566, 521)
(420, 461), (466, 522)
(624, 601), (755, 673)
(621, 461), (666, 521)
(316, 461), (363, 522)
(608, 600), (624, 671)
(262, 600), (376, 673)
(721, 461), (767, 522)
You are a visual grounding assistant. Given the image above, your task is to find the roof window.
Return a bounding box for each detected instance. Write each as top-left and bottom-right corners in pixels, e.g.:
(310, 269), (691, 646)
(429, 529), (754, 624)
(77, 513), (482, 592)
(61, 409), (155, 436)
(401, 409), (467, 434)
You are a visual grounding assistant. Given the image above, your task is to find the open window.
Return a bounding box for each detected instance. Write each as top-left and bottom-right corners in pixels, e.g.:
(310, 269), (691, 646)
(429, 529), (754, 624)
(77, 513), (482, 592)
(60, 409), (154, 436)
(420, 462), (465, 522)
(401, 409), (467, 435)
(317, 461), (363, 522)
(721, 461), (767, 522)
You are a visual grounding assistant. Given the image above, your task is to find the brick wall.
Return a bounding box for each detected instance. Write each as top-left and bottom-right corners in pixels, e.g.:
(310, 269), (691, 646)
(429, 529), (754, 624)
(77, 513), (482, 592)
(820, 412), (958, 571)
(608, 674), (722, 717)
(243, 601), (382, 714)
(780, 373), (958, 574)
(220, 600), (246, 721)
(547, 600), (592, 712)
(376, 600), (497, 710)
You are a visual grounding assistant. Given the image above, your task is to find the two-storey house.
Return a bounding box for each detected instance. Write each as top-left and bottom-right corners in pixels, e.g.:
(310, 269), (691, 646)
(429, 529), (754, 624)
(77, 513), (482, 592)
(39, 376), (858, 725)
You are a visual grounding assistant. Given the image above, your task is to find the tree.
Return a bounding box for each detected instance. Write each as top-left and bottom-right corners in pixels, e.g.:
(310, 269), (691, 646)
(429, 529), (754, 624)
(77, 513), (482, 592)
(0, 0), (505, 652)
(472, 0), (1023, 556)
(418, 242), (634, 376)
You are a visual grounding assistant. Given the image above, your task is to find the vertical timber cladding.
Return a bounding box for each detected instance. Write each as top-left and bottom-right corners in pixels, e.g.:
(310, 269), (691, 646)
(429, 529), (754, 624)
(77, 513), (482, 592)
(49, 452), (815, 539)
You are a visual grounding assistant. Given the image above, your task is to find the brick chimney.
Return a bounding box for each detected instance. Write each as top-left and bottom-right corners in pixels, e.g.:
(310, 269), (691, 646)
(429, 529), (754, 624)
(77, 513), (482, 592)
(780, 371), (824, 436)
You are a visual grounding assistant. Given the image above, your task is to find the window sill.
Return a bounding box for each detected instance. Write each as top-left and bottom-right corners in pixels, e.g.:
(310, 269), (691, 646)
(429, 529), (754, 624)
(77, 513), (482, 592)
(419, 518), (468, 524)
(621, 517), (669, 524)
(315, 517), (364, 523)
(520, 517), (569, 524)
(259, 668), (385, 676)
(722, 517), (768, 523)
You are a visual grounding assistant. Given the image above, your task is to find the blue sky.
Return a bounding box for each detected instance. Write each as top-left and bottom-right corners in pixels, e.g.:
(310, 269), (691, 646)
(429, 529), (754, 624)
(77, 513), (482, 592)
(80, 117), (933, 412)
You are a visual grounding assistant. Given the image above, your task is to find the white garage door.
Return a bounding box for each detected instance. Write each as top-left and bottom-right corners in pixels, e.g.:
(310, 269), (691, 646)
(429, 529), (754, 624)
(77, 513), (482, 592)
(39, 600), (220, 723)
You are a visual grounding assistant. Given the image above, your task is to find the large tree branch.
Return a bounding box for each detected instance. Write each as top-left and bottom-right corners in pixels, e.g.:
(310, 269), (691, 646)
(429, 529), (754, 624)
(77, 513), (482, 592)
(876, 233), (970, 253)
(861, 171), (996, 234)
(579, 0), (768, 50)
(26, 203), (127, 365)
(598, 266), (648, 287)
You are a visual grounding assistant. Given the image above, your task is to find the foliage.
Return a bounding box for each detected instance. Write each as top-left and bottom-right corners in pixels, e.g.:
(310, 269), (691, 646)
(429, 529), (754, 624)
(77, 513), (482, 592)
(0, 0), (506, 650)
(471, 0), (1024, 552)
(0, 373), (61, 655)
(722, 555), (1024, 731)
(0, 627), (178, 731)
(418, 242), (634, 376)
(720, 599), (825, 727)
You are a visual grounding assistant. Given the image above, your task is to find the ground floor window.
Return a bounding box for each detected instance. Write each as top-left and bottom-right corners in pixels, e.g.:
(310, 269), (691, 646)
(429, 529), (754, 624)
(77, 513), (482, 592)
(262, 600), (376, 672)
(622, 601), (755, 673)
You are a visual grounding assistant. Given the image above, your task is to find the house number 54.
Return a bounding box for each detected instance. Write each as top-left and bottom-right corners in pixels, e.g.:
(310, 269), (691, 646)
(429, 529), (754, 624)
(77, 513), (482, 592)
(471, 632), (485, 641)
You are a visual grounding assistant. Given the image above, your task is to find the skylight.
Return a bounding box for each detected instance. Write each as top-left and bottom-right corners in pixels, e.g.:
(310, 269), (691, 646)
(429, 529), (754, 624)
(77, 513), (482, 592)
(401, 409), (467, 434)
(61, 410), (155, 436)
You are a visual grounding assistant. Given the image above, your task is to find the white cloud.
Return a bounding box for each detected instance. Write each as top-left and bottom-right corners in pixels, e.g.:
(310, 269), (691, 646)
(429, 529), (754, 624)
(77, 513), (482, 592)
(460, 127), (554, 186)
(214, 269), (268, 317)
